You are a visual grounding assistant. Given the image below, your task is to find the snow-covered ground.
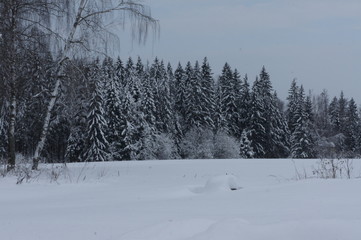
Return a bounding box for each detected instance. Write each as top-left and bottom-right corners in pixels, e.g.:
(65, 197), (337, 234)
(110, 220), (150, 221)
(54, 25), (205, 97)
(1, 159), (361, 240)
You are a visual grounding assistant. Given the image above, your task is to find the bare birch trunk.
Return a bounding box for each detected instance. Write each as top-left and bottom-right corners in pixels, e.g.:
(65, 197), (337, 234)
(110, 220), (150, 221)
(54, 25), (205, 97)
(32, 0), (86, 170)
(7, 92), (16, 171)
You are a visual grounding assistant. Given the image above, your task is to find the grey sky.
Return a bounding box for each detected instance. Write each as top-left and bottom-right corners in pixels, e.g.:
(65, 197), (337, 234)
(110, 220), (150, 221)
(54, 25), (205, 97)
(117, 0), (361, 102)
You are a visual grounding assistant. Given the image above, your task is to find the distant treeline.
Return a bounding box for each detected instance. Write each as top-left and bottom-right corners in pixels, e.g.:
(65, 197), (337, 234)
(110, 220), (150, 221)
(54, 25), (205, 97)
(1, 54), (360, 162)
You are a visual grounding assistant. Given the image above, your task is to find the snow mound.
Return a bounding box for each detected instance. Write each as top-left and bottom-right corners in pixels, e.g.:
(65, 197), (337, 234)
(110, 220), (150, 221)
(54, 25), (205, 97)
(191, 174), (242, 193)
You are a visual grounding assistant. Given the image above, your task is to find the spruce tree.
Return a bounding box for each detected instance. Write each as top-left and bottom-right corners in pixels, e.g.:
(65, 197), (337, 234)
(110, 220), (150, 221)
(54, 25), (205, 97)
(174, 63), (187, 121)
(149, 59), (172, 133)
(83, 61), (109, 162)
(338, 91), (348, 134)
(183, 61), (195, 132)
(329, 96), (340, 134)
(344, 98), (359, 154)
(249, 67), (290, 158)
(286, 79), (299, 133)
(248, 76), (267, 157)
(239, 74), (252, 133)
(218, 63), (239, 137)
(103, 58), (123, 161)
(290, 86), (315, 158)
(200, 57), (215, 130)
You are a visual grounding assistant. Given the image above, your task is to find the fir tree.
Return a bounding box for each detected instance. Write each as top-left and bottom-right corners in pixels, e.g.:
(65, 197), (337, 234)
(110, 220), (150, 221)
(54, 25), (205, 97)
(83, 61), (109, 162)
(249, 67), (289, 158)
(304, 94), (314, 124)
(183, 61), (195, 132)
(125, 57), (141, 103)
(103, 58), (123, 161)
(286, 79), (299, 133)
(218, 63), (240, 137)
(338, 91), (348, 133)
(114, 57), (125, 89)
(214, 82), (228, 134)
(118, 92), (135, 160)
(290, 86), (315, 158)
(174, 63), (187, 120)
(200, 57), (215, 130)
(150, 59), (172, 133)
(185, 61), (210, 130)
(344, 98), (360, 154)
(248, 76), (267, 157)
(329, 96), (340, 133)
(239, 74), (252, 133)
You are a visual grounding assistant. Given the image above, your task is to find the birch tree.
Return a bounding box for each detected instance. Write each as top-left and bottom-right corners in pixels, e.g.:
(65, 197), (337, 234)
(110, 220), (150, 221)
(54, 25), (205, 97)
(0, 0), (55, 171)
(32, 0), (158, 170)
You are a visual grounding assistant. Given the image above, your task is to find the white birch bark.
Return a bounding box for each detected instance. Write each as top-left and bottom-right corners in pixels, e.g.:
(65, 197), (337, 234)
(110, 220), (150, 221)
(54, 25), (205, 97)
(7, 91), (16, 171)
(32, 0), (87, 170)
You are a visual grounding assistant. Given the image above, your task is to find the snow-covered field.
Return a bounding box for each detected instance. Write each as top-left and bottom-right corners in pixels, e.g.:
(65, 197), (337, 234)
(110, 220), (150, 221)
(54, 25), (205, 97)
(1, 159), (361, 240)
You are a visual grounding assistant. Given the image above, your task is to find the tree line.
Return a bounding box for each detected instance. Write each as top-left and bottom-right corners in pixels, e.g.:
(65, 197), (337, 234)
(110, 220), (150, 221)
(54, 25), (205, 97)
(1, 52), (361, 164)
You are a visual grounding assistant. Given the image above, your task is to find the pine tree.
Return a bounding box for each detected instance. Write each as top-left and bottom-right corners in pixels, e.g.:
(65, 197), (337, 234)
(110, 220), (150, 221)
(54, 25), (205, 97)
(64, 60), (90, 163)
(141, 70), (157, 129)
(174, 63), (187, 121)
(103, 58), (124, 161)
(118, 92), (135, 160)
(290, 86), (315, 158)
(200, 57), (215, 130)
(314, 89), (330, 135)
(329, 96), (340, 134)
(249, 67), (289, 158)
(83, 61), (109, 162)
(304, 94), (314, 124)
(114, 57), (125, 89)
(338, 91), (348, 134)
(124, 57), (141, 103)
(239, 74), (252, 133)
(248, 76), (267, 157)
(286, 79), (299, 133)
(149, 58), (172, 133)
(183, 61), (195, 132)
(167, 62), (176, 103)
(217, 63), (240, 137)
(214, 82), (228, 134)
(344, 98), (360, 154)
(184, 60), (212, 130)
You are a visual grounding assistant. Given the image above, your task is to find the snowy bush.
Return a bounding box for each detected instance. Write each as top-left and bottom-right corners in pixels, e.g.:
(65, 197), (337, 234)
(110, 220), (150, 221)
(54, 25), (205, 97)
(153, 134), (178, 160)
(138, 133), (177, 160)
(142, 134), (177, 160)
(180, 128), (214, 159)
(213, 131), (240, 159)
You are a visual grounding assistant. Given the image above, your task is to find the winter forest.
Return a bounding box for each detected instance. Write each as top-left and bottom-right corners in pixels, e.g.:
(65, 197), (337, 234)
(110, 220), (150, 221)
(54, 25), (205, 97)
(1, 0), (361, 169)
(1, 52), (361, 163)
(4, 1), (361, 239)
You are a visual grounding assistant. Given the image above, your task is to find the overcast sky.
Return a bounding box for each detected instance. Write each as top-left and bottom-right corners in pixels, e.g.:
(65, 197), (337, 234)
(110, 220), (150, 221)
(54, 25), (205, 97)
(117, 0), (361, 103)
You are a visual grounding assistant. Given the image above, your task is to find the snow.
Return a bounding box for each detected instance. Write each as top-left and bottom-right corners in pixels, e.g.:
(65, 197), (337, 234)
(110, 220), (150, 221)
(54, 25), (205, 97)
(1, 159), (361, 240)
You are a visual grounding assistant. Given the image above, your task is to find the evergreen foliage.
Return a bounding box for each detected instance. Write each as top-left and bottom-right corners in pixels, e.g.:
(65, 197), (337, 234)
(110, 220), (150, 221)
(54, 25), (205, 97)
(83, 61), (109, 162)
(2, 52), (361, 162)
